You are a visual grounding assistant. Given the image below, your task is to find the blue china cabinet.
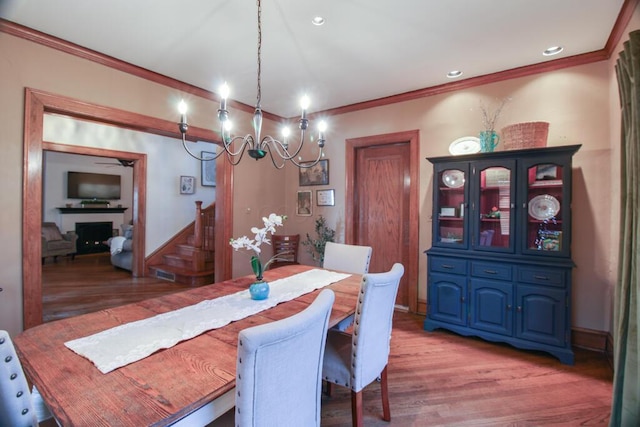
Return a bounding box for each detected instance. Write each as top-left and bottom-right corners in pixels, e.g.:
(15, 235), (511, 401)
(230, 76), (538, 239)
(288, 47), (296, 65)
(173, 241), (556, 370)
(424, 144), (580, 364)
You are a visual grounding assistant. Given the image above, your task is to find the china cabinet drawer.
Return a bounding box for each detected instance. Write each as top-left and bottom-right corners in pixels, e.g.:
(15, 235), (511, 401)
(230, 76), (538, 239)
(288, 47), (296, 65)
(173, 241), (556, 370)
(471, 261), (513, 281)
(430, 256), (467, 275)
(518, 268), (564, 288)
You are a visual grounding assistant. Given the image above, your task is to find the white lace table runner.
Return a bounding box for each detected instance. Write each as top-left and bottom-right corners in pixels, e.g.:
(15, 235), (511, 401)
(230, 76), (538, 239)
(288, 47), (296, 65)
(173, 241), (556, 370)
(65, 269), (351, 373)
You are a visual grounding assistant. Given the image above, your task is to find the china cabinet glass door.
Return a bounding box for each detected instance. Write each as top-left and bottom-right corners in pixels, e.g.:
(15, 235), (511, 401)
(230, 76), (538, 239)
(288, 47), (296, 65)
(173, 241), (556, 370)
(522, 159), (569, 256)
(434, 164), (468, 247)
(473, 160), (515, 252)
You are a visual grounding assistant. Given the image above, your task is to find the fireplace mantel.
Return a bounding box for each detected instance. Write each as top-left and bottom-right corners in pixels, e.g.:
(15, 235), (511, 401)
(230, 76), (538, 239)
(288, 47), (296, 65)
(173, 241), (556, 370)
(57, 207), (128, 214)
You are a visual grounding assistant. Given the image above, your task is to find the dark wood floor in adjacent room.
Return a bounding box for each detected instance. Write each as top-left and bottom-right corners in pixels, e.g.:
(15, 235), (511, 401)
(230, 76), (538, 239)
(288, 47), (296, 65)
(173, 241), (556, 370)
(42, 253), (189, 322)
(42, 254), (613, 426)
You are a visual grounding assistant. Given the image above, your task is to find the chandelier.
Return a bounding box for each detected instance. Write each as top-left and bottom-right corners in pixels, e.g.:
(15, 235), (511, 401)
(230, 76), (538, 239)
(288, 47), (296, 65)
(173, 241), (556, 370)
(177, 0), (327, 169)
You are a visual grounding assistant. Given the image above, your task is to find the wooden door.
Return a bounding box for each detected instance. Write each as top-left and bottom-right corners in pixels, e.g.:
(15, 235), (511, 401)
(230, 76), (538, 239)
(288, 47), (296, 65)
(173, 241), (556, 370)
(346, 130), (419, 311)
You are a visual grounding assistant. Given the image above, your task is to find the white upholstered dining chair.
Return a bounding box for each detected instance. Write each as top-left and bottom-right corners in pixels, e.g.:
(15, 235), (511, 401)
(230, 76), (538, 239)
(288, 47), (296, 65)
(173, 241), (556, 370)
(322, 263), (404, 427)
(322, 242), (372, 274)
(0, 330), (53, 427)
(323, 241), (373, 332)
(235, 289), (335, 427)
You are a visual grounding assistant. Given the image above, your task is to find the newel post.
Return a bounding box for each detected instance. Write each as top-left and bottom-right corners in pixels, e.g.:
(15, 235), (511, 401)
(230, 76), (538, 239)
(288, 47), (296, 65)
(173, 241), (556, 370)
(194, 201), (203, 249)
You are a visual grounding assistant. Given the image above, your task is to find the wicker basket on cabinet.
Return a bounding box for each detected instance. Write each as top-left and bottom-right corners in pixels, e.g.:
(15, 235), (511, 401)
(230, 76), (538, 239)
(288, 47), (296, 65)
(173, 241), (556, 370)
(501, 121), (549, 150)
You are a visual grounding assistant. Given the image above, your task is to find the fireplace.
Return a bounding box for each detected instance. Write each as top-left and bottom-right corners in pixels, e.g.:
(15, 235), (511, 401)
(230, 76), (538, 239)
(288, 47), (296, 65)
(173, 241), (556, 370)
(75, 222), (113, 255)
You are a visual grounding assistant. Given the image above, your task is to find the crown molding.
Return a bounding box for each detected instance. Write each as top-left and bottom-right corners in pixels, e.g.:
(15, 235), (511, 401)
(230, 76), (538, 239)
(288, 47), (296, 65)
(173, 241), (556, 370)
(3, 0), (637, 120)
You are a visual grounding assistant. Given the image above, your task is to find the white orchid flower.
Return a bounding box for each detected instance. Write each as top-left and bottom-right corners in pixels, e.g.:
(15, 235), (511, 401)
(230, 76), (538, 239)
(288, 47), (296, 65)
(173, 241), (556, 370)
(229, 213), (287, 269)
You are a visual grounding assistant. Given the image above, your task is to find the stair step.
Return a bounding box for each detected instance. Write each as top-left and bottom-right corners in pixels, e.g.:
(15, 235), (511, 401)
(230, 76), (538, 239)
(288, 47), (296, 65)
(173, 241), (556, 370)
(163, 253), (192, 269)
(148, 264), (214, 287)
(177, 244), (196, 257)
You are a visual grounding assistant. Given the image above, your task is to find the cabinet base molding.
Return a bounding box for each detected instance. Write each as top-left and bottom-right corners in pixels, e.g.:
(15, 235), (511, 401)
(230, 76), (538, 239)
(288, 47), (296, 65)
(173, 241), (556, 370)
(425, 320), (574, 365)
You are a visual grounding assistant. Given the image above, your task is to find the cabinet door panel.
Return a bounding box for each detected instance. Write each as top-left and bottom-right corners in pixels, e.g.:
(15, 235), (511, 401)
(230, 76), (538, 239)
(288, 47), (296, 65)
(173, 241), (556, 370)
(470, 280), (513, 336)
(433, 163), (469, 248)
(428, 273), (467, 325)
(516, 285), (566, 347)
(471, 160), (516, 253)
(519, 155), (572, 257)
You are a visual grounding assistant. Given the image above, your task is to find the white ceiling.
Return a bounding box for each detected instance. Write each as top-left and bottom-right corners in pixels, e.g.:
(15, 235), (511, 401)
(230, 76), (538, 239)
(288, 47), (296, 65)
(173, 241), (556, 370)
(1, 0), (626, 118)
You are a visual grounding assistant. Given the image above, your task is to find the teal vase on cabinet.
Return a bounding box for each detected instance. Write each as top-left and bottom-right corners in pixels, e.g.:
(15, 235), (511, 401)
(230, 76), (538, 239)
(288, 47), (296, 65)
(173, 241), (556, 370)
(479, 130), (499, 152)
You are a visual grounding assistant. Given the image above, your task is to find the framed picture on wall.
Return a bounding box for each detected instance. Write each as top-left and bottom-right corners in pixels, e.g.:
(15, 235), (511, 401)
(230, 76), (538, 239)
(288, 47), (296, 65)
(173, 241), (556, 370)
(298, 159), (329, 186)
(316, 189), (335, 206)
(201, 151), (217, 186)
(180, 176), (195, 194)
(296, 190), (312, 216)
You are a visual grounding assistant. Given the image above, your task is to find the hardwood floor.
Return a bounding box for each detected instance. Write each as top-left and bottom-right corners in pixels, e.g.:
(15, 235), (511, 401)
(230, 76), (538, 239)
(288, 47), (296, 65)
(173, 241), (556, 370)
(42, 253), (189, 322)
(42, 255), (613, 426)
(320, 314), (612, 426)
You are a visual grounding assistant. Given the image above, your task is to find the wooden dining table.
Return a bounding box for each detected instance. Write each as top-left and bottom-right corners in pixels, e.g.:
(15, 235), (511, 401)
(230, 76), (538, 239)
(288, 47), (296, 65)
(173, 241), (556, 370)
(13, 264), (362, 426)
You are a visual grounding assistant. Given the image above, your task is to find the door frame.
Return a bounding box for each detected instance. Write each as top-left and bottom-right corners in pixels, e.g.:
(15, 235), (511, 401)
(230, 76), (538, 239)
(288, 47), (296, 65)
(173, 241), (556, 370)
(22, 88), (233, 329)
(345, 130), (420, 312)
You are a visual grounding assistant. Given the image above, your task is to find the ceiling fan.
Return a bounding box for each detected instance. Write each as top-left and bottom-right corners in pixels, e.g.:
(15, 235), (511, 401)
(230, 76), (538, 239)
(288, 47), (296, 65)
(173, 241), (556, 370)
(94, 159), (135, 167)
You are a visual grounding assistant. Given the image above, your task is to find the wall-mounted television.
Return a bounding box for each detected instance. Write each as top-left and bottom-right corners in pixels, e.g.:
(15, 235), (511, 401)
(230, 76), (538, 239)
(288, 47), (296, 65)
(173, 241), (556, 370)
(67, 171), (121, 200)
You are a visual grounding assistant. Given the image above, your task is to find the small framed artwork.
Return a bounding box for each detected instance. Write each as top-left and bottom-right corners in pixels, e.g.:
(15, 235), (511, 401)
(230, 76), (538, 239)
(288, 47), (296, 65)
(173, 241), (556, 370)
(316, 189), (335, 206)
(298, 159), (329, 186)
(180, 176), (195, 194)
(439, 206), (457, 217)
(296, 190), (312, 216)
(201, 151), (217, 187)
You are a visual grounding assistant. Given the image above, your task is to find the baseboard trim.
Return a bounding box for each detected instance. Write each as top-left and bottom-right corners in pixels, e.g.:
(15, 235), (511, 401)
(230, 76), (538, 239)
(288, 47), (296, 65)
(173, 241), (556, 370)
(571, 327), (608, 353)
(417, 299), (426, 315)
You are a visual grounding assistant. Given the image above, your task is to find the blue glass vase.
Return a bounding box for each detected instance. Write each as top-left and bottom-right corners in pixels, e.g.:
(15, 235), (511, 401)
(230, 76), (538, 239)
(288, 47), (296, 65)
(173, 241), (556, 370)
(479, 130), (500, 152)
(249, 281), (269, 300)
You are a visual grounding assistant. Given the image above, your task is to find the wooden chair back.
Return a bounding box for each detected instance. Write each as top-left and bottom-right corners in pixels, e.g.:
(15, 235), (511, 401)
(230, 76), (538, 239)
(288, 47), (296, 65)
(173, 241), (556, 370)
(269, 234), (300, 269)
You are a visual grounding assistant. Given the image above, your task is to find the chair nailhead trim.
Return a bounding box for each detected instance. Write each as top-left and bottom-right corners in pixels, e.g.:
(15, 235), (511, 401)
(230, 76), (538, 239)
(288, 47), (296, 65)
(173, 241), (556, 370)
(16, 391), (23, 398)
(10, 373), (17, 380)
(5, 355), (12, 363)
(22, 408), (29, 415)
(0, 337), (4, 344)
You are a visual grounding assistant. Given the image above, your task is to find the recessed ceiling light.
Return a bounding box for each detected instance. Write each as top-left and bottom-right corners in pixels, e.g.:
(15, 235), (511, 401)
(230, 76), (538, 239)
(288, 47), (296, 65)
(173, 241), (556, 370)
(447, 70), (463, 78)
(312, 16), (325, 26)
(543, 46), (563, 56)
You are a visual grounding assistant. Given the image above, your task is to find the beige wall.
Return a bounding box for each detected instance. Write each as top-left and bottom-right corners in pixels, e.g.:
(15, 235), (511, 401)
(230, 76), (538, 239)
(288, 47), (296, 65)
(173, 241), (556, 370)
(290, 64), (613, 332)
(2, 7), (639, 334)
(0, 33), (284, 335)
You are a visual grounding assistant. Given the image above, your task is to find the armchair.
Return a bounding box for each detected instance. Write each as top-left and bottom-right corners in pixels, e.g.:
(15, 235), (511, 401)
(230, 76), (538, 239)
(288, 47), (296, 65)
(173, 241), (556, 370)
(41, 222), (77, 263)
(108, 224), (134, 271)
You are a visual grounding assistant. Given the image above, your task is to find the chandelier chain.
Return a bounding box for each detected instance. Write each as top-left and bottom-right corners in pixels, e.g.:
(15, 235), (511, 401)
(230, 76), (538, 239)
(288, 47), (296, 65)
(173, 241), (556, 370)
(256, 0), (262, 109)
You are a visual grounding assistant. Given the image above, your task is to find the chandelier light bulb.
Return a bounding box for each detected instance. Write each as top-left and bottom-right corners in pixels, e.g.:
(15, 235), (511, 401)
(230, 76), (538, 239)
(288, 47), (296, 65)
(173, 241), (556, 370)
(220, 82), (230, 99)
(178, 100), (188, 115)
(282, 127), (291, 138)
(317, 120), (327, 145)
(178, 100), (188, 134)
(300, 95), (310, 111)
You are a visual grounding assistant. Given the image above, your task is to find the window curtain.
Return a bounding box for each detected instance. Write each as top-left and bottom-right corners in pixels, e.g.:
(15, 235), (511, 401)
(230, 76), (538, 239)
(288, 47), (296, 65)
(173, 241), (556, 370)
(612, 29), (640, 426)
